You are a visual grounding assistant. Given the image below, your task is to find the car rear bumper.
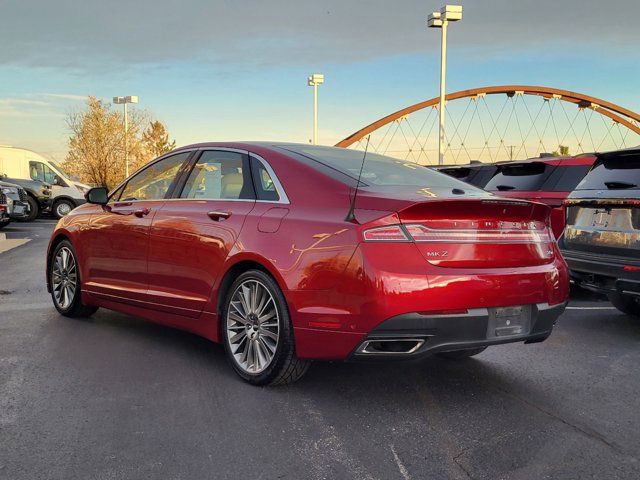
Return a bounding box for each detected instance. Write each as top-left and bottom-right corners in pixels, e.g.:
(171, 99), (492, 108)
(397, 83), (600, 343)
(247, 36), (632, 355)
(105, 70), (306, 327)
(562, 249), (640, 296)
(348, 302), (565, 360)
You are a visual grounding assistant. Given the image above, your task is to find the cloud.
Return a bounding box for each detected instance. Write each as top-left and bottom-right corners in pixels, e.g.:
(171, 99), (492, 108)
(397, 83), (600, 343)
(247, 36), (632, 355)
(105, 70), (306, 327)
(39, 93), (87, 101)
(0, 0), (637, 71)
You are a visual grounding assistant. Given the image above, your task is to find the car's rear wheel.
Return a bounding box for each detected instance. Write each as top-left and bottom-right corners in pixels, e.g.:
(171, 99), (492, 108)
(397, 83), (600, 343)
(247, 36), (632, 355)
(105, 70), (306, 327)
(222, 270), (309, 385)
(49, 240), (98, 318)
(437, 347), (487, 359)
(53, 199), (75, 219)
(608, 293), (640, 319)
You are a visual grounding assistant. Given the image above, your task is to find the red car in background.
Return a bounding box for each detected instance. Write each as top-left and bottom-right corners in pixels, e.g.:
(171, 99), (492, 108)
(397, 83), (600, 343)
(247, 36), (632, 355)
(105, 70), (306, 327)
(484, 155), (596, 239)
(46, 143), (569, 385)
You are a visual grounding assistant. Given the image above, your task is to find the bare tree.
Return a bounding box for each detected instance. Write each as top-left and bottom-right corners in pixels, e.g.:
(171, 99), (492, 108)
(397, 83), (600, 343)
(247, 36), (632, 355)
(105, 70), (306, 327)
(63, 97), (173, 189)
(142, 120), (176, 159)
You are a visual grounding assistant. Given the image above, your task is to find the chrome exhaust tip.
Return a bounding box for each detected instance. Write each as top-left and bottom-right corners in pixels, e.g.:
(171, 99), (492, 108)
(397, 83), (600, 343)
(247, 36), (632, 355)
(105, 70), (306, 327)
(356, 338), (425, 355)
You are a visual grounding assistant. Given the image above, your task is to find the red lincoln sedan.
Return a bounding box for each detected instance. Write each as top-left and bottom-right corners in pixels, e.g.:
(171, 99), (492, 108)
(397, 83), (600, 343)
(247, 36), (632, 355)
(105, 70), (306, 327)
(46, 143), (569, 385)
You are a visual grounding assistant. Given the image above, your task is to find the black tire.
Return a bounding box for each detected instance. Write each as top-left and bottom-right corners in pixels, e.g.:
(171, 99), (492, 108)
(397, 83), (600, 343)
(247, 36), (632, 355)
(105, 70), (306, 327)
(608, 293), (640, 318)
(437, 347), (487, 360)
(52, 198), (76, 219)
(49, 240), (98, 318)
(19, 195), (39, 222)
(221, 269), (310, 386)
(0, 220), (9, 229)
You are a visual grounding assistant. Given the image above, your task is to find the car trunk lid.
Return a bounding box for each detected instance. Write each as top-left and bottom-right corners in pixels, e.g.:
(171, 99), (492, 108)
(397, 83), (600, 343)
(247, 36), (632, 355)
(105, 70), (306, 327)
(396, 198), (555, 268)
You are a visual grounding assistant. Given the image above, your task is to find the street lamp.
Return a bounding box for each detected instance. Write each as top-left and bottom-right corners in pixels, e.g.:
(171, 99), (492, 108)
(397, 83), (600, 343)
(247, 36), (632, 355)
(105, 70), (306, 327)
(307, 74), (324, 145)
(113, 95), (139, 177)
(428, 4), (462, 165)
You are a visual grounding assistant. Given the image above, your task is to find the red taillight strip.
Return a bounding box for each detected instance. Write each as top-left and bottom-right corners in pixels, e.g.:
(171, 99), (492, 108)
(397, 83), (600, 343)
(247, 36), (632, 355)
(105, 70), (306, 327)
(405, 224), (551, 244)
(362, 225), (410, 242)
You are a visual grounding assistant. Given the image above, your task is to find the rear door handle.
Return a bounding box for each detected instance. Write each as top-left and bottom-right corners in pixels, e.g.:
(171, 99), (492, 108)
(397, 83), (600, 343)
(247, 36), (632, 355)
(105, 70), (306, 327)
(207, 210), (231, 221)
(134, 207), (151, 218)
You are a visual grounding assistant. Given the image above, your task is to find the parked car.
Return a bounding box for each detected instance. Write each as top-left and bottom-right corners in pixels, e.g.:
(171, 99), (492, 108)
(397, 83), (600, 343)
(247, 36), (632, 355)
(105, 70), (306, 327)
(0, 180), (29, 220)
(560, 148), (640, 318)
(47, 143), (569, 385)
(433, 162), (499, 188)
(0, 191), (11, 229)
(0, 146), (88, 218)
(484, 155), (596, 238)
(0, 174), (52, 221)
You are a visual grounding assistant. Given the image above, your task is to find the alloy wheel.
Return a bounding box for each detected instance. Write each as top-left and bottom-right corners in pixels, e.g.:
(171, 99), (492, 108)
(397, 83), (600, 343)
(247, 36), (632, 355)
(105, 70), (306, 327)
(226, 279), (280, 374)
(51, 246), (77, 310)
(56, 202), (72, 217)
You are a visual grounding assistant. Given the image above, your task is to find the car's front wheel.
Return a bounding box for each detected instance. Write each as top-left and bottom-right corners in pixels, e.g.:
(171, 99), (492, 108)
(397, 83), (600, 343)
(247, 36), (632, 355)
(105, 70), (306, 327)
(608, 293), (640, 319)
(53, 199), (75, 219)
(222, 270), (309, 385)
(49, 240), (98, 318)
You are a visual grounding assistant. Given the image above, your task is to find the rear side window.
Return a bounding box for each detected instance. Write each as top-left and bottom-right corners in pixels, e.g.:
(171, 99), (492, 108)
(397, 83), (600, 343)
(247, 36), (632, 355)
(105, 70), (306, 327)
(251, 157), (280, 201)
(543, 165), (591, 192)
(485, 162), (549, 192)
(576, 154), (640, 190)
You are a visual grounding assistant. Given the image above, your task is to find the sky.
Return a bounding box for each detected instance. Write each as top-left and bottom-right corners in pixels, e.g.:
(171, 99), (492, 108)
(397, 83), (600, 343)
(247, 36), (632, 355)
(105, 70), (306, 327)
(0, 0), (638, 161)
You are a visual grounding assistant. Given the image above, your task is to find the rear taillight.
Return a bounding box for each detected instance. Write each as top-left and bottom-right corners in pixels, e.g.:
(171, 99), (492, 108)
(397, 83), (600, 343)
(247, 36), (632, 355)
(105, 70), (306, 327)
(362, 225), (410, 242)
(363, 221), (552, 244)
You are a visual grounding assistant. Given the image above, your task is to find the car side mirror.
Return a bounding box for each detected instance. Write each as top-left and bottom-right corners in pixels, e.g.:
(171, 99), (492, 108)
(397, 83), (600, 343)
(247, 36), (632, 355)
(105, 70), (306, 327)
(85, 187), (109, 205)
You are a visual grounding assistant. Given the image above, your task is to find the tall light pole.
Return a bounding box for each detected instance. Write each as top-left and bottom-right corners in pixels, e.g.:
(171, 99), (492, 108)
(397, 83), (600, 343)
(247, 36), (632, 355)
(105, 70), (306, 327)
(113, 95), (139, 177)
(428, 5), (462, 165)
(307, 74), (324, 145)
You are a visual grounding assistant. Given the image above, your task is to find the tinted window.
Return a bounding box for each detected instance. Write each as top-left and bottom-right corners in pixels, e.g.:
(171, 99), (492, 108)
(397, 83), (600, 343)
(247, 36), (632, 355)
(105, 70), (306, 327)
(485, 162), (550, 191)
(278, 145), (481, 191)
(576, 154), (640, 190)
(181, 150), (254, 200)
(120, 152), (190, 201)
(251, 158), (279, 201)
(439, 167), (471, 180)
(543, 165), (591, 192)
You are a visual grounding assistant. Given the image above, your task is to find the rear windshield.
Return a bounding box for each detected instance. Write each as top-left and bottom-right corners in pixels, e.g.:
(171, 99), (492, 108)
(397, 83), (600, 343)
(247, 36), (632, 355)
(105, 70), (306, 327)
(576, 154), (640, 190)
(485, 162), (549, 191)
(278, 145), (482, 191)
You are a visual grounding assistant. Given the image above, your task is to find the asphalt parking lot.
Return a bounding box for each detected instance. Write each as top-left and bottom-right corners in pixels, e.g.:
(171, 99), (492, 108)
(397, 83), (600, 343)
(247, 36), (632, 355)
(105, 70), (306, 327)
(1, 220), (639, 480)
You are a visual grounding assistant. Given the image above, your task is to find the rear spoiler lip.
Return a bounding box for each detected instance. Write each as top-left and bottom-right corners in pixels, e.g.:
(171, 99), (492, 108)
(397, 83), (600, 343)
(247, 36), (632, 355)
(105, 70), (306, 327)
(395, 197), (553, 220)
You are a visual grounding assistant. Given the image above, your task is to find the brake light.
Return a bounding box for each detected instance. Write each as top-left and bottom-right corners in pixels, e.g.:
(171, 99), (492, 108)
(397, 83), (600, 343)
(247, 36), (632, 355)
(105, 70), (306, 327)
(405, 223), (552, 244)
(363, 221), (552, 244)
(362, 225), (410, 242)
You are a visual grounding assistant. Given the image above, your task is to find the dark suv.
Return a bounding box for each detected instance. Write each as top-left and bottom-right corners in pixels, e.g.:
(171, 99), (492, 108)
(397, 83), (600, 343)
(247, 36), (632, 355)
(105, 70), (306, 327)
(560, 148), (640, 318)
(0, 174), (52, 221)
(434, 162), (499, 188)
(485, 155), (595, 239)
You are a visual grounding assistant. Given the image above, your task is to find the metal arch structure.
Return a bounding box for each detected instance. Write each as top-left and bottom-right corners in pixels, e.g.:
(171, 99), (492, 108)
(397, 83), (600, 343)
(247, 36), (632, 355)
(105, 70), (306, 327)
(335, 85), (640, 162)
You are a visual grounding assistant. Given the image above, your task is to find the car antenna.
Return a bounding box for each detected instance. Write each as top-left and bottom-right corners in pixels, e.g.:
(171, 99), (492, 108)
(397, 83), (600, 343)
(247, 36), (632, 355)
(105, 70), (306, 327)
(345, 135), (370, 223)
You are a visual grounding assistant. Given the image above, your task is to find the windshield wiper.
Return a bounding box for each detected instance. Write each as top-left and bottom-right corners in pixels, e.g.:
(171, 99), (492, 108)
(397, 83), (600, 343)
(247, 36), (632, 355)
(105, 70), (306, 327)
(495, 184), (516, 191)
(604, 180), (637, 189)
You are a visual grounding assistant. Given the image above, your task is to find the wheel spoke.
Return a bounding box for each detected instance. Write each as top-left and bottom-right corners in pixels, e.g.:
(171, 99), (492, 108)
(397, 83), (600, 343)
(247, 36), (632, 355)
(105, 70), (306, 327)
(260, 328), (278, 341)
(226, 279), (280, 375)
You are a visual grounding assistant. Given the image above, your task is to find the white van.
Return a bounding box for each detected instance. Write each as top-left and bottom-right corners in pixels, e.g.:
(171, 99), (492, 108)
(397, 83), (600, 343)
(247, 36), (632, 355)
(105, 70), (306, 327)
(0, 146), (89, 218)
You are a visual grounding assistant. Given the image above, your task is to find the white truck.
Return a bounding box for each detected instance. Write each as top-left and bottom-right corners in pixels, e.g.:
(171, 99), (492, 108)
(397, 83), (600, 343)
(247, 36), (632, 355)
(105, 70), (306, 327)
(0, 146), (90, 218)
